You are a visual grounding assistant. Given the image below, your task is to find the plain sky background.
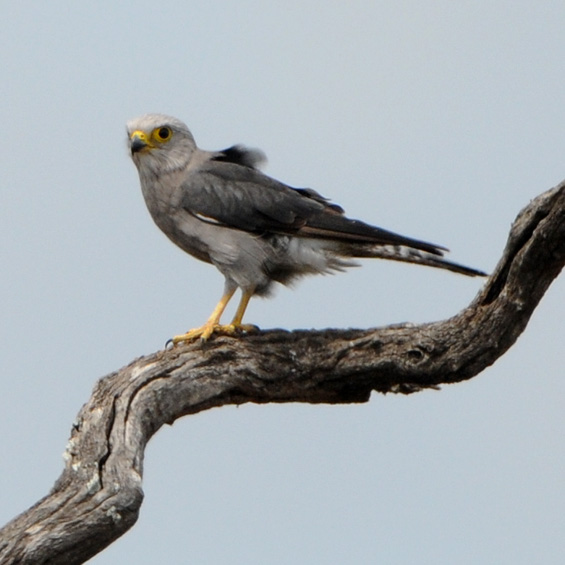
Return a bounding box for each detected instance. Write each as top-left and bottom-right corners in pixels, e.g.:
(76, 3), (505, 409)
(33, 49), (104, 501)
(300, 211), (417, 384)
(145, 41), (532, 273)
(1, 2), (564, 564)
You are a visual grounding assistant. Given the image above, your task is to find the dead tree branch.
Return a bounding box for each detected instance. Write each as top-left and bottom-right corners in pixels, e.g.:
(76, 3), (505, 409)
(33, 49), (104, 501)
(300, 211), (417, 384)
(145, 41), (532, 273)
(0, 182), (563, 564)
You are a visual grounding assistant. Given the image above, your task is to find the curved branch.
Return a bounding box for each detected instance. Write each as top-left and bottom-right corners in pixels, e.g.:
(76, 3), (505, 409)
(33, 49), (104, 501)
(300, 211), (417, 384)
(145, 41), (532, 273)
(1, 182), (563, 564)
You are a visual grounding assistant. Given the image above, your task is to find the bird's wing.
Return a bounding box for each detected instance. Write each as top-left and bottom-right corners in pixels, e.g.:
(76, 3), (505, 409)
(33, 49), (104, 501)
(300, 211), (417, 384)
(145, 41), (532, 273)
(211, 145), (267, 170)
(181, 160), (446, 255)
(181, 161), (326, 232)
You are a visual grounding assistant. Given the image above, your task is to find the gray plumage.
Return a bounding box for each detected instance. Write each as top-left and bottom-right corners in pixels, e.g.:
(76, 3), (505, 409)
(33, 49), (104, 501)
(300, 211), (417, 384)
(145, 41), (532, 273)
(127, 113), (486, 342)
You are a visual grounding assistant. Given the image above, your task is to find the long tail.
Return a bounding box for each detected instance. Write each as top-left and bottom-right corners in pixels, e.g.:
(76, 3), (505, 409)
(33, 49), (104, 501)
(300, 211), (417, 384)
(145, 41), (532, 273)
(344, 242), (487, 277)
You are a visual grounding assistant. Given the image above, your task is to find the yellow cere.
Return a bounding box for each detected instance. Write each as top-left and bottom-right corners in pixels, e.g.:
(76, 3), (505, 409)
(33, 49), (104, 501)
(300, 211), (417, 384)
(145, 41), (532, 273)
(130, 130), (152, 147)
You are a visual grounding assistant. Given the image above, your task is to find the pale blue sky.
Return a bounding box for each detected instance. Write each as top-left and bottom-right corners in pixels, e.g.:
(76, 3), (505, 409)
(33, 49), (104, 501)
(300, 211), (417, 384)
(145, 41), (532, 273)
(1, 2), (564, 563)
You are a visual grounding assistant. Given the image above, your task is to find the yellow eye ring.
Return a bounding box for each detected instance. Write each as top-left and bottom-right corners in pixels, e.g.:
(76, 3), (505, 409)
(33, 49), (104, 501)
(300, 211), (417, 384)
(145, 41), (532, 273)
(152, 126), (173, 143)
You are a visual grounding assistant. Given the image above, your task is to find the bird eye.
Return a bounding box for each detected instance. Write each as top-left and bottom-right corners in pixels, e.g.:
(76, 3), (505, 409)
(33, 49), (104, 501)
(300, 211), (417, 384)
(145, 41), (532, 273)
(153, 126), (172, 142)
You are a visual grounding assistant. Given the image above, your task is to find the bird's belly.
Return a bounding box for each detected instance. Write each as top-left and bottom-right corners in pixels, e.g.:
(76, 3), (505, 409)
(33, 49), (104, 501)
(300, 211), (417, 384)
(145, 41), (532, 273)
(151, 209), (214, 264)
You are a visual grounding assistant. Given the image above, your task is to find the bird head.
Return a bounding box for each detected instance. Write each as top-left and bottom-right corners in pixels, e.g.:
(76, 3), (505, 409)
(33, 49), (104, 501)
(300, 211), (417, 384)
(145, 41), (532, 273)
(126, 114), (197, 176)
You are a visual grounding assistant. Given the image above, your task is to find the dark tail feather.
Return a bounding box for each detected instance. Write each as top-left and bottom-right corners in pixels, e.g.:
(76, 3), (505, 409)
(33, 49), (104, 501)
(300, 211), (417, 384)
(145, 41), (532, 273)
(346, 243), (487, 277)
(302, 214), (447, 256)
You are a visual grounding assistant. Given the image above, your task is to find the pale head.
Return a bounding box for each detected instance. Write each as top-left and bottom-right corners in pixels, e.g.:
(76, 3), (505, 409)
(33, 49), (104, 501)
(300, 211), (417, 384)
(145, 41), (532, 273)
(126, 113), (197, 175)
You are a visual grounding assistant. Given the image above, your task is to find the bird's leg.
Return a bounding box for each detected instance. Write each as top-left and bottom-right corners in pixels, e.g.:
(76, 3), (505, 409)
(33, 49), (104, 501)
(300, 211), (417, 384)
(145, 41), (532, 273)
(225, 289), (258, 334)
(171, 288), (236, 344)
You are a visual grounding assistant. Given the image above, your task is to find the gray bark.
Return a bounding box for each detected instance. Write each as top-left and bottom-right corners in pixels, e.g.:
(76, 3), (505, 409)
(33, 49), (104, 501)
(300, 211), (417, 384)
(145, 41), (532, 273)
(0, 182), (563, 564)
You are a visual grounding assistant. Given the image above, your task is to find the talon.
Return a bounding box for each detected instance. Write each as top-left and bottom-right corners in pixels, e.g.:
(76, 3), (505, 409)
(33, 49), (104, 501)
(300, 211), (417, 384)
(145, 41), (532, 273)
(171, 322), (260, 344)
(220, 322), (260, 336)
(171, 323), (217, 344)
(234, 323), (260, 334)
(169, 288), (258, 345)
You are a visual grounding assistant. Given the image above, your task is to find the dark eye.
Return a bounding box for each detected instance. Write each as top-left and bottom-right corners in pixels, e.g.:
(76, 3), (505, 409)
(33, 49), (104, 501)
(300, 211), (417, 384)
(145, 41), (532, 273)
(154, 126), (172, 142)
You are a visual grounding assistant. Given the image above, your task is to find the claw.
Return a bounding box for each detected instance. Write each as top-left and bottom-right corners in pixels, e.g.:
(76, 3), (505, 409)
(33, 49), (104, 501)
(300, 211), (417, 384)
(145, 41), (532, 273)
(218, 322), (259, 336)
(171, 322), (259, 345)
(232, 323), (259, 334)
(169, 288), (258, 345)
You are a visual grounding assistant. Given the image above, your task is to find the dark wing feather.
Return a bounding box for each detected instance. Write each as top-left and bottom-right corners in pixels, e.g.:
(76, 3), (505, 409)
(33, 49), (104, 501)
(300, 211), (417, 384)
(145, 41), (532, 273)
(181, 160), (447, 256)
(181, 162), (324, 232)
(211, 145), (266, 169)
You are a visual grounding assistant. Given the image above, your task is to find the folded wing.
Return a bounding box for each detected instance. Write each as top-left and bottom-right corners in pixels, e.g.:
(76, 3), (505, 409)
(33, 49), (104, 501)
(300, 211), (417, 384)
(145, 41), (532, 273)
(181, 159), (456, 255)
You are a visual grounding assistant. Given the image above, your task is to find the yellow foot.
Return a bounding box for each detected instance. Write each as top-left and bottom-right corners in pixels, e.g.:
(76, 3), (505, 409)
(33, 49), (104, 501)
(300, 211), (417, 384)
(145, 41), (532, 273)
(225, 323), (259, 335)
(171, 322), (259, 345)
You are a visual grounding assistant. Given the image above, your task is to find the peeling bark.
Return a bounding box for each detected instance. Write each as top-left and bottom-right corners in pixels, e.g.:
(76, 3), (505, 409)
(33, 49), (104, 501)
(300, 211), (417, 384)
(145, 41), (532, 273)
(0, 182), (563, 564)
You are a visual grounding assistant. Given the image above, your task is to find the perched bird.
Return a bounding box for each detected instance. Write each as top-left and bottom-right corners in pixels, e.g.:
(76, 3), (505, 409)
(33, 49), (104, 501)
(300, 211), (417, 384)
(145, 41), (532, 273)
(127, 113), (486, 343)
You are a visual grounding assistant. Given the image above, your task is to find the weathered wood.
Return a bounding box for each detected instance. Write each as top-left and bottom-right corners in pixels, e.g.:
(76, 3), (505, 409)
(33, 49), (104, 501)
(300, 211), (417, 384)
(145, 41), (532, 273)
(0, 182), (563, 565)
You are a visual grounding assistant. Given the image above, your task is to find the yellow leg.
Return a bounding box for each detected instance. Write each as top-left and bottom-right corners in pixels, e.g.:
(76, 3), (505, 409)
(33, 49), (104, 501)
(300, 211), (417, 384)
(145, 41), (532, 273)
(226, 289), (259, 334)
(231, 289), (252, 326)
(172, 288), (235, 344)
(171, 288), (259, 345)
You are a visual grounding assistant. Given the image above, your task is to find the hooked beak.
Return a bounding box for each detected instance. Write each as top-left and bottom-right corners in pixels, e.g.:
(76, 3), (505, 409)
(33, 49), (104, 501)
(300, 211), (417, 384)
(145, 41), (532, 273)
(130, 130), (152, 154)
